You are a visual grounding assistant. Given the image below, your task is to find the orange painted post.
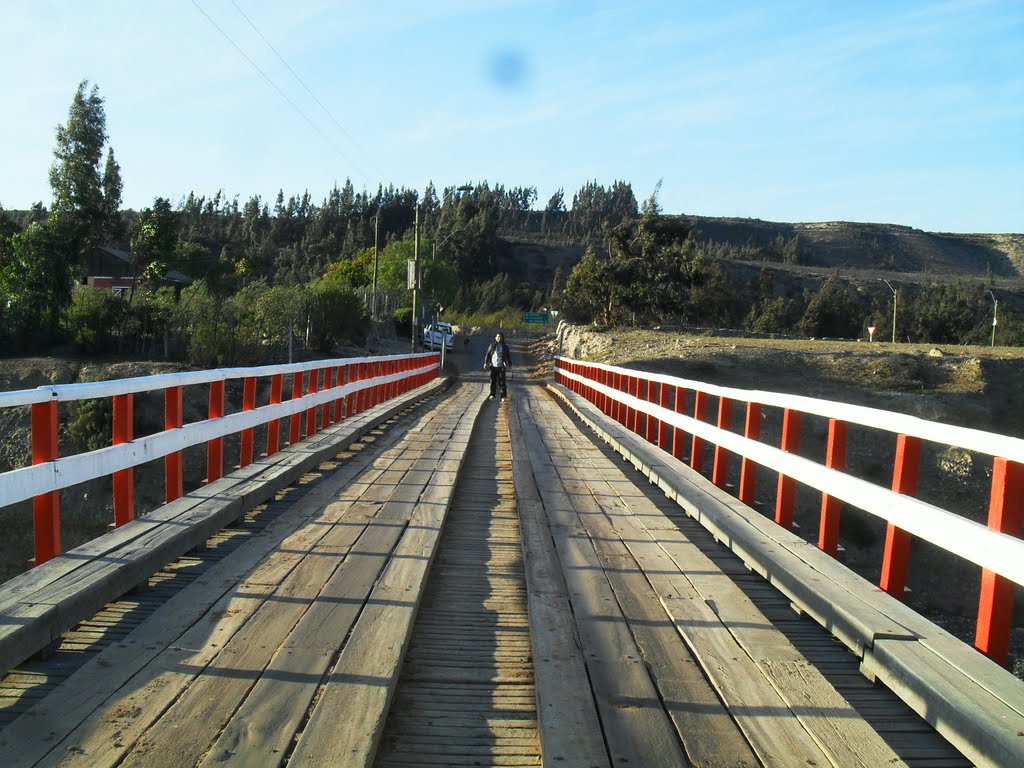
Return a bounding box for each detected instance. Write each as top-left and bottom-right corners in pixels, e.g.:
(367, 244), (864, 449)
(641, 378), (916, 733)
(657, 381), (671, 450)
(775, 408), (801, 529)
(691, 391), (708, 473)
(289, 371), (303, 445)
(31, 400), (60, 565)
(630, 376), (642, 434)
(240, 377), (256, 468)
(623, 375), (633, 429)
(333, 365), (345, 423)
(672, 386), (687, 461)
(267, 374), (283, 456)
(610, 370), (618, 421)
(112, 393), (135, 527)
(344, 364), (356, 417)
(738, 402), (762, 505)
(880, 434), (921, 599)
(712, 397), (732, 489)
(975, 458), (1024, 664)
(365, 361), (375, 409)
(322, 367), (335, 430)
(645, 381), (658, 442)
(636, 379), (649, 440)
(359, 362), (369, 412)
(165, 386), (183, 503)
(207, 380), (225, 483)
(305, 368), (320, 438)
(818, 419), (848, 556)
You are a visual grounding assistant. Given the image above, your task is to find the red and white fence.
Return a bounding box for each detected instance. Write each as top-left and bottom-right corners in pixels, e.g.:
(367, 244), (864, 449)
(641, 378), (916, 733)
(555, 356), (1024, 665)
(0, 353), (440, 567)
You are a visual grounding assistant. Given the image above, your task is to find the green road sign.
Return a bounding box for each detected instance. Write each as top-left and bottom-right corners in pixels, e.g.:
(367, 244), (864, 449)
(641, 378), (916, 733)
(524, 312), (549, 324)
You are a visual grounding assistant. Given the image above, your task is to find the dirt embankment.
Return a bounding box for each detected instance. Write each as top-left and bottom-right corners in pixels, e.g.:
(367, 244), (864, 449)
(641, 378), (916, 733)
(546, 323), (1024, 674)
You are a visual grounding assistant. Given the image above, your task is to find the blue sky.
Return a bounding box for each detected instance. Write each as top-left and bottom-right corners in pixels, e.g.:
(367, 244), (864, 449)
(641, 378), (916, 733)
(1, 0), (1021, 233)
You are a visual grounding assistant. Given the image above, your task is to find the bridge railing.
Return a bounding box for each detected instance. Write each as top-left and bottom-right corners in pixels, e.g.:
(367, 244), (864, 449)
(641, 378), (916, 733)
(555, 356), (1024, 665)
(0, 353), (440, 567)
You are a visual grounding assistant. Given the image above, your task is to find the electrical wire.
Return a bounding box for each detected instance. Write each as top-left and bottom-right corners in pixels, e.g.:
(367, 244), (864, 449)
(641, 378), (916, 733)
(189, 0), (368, 180)
(229, 1), (381, 181)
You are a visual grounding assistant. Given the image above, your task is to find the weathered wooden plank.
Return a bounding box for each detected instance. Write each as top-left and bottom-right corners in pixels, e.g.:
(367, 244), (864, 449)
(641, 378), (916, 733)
(519, 404), (688, 767)
(286, 386), (487, 767)
(0, 383), (453, 767)
(287, 493), (449, 766)
(0, 379), (450, 680)
(197, 517), (411, 766)
(863, 638), (1024, 768)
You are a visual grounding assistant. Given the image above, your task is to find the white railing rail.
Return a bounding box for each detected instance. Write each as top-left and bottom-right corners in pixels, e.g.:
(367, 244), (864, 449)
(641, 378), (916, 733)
(555, 356), (1024, 665)
(1, 352), (440, 567)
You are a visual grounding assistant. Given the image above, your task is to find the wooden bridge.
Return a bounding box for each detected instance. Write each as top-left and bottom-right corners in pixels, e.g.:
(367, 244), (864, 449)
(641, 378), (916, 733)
(0, 340), (1022, 767)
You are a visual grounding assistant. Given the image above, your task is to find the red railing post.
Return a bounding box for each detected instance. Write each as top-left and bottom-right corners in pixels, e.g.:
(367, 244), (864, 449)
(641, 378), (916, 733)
(267, 374), (283, 456)
(346, 363), (357, 417)
(240, 377), (256, 468)
(645, 381), (658, 442)
(691, 391), (708, 473)
(112, 393), (134, 528)
(880, 434), (921, 599)
(165, 386), (183, 503)
(290, 371), (304, 445)
(621, 374), (631, 427)
(712, 396), (732, 489)
(636, 378), (649, 440)
(610, 370), (618, 423)
(207, 380), (225, 483)
(975, 458), (1024, 664)
(738, 402), (761, 505)
(672, 386), (687, 461)
(775, 408), (801, 529)
(818, 419), (848, 556)
(322, 367), (335, 430)
(657, 381), (670, 450)
(633, 375), (643, 431)
(31, 400), (60, 565)
(333, 365), (345, 423)
(305, 368), (320, 438)
(604, 369), (613, 415)
(377, 360), (386, 404)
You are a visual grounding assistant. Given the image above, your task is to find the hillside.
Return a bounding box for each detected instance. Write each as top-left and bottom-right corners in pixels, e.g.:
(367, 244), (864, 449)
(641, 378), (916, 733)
(503, 216), (1024, 291)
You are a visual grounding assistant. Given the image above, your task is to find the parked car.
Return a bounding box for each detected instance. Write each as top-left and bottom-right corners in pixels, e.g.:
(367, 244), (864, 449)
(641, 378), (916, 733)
(422, 321), (455, 352)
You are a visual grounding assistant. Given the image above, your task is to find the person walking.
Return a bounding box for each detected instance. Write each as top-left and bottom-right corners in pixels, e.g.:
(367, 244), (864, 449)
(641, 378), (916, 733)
(483, 331), (512, 400)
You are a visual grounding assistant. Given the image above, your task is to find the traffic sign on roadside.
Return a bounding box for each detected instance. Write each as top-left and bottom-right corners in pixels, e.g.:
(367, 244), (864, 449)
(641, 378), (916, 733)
(524, 312), (549, 325)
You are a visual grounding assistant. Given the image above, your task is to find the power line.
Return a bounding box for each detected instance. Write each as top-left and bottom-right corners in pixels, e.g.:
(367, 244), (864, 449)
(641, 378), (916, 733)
(230, 1), (381, 181)
(189, 0), (367, 179)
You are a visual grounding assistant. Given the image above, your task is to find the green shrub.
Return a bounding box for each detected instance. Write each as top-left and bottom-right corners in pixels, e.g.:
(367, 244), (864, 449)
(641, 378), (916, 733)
(67, 286), (124, 354)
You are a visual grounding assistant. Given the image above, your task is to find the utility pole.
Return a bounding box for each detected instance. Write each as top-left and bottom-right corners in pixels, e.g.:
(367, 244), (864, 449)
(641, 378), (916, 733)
(371, 213), (379, 320)
(989, 290), (998, 347)
(883, 280), (898, 343)
(411, 205), (420, 353)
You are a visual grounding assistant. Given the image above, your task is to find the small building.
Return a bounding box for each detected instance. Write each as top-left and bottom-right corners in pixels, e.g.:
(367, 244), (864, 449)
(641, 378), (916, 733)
(83, 246), (192, 298)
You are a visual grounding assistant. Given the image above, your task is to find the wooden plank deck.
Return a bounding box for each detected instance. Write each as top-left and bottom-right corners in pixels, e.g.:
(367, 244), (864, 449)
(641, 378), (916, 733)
(0, 353), (998, 767)
(0, 381), (483, 767)
(512, 377), (975, 768)
(373, 398), (541, 767)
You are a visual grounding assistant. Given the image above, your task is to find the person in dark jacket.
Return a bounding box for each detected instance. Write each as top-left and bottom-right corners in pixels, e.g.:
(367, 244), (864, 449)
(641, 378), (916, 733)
(483, 332), (512, 400)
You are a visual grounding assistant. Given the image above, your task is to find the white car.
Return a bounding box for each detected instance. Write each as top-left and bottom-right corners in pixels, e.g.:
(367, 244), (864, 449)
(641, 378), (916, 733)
(422, 322), (455, 352)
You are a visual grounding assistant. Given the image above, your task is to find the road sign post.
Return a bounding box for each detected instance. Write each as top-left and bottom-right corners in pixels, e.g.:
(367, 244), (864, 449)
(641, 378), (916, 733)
(524, 312), (549, 326)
